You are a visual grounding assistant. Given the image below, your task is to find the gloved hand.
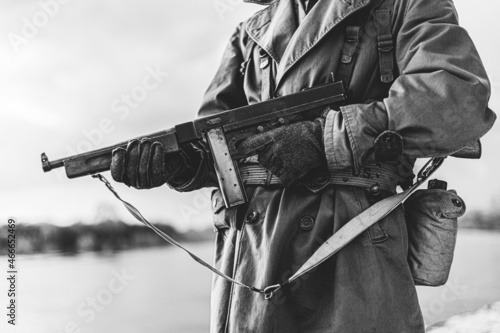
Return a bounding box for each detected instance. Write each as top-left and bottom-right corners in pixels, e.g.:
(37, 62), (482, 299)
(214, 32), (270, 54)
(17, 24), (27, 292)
(111, 138), (196, 189)
(237, 118), (327, 187)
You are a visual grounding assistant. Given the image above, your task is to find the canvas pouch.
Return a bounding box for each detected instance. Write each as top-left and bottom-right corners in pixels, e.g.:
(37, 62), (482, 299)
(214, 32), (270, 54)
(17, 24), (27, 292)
(404, 189), (466, 286)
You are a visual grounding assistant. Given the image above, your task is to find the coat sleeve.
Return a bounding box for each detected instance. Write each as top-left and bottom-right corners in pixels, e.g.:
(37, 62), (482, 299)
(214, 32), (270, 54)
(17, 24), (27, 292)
(324, 0), (496, 172)
(168, 23), (249, 192)
(198, 23), (249, 117)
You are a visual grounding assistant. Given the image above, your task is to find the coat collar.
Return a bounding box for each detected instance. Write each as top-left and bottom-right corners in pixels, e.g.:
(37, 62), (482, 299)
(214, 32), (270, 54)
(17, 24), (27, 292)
(243, 0), (275, 4)
(245, 0), (372, 88)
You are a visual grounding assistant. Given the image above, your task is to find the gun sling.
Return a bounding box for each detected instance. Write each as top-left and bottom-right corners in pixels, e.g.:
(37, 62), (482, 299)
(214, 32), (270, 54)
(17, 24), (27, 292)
(90, 0), (436, 297)
(92, 157), (444, 299)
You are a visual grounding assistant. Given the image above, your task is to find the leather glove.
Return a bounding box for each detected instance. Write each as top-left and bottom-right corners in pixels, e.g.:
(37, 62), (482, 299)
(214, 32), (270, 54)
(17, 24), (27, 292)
(238, 118), (327, 187)
(111, 138), (197, 189)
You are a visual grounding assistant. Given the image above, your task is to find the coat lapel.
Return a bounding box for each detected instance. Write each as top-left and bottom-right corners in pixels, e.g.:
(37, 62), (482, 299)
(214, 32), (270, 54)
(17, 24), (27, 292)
(245, 0), (372, 89)
(245, 0), (298, 64)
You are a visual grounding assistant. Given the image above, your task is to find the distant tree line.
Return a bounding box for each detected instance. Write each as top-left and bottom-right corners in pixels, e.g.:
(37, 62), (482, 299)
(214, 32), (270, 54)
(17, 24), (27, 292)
(1, 209), (497, 256)
(0, 221), (213, 255)
(460, 210), (500, 230)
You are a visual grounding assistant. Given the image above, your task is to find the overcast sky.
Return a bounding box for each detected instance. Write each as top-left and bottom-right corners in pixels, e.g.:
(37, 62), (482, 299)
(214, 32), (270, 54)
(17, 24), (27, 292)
(0, 0), (498, 230)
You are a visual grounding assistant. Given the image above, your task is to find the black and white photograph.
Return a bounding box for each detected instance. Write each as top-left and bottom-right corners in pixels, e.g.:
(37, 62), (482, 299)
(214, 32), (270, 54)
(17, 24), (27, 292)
(0, 0), (499, 332)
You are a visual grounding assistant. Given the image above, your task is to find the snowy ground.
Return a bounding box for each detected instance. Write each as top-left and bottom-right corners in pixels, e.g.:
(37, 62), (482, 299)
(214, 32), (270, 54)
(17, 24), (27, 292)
(428, 301), (500, 333)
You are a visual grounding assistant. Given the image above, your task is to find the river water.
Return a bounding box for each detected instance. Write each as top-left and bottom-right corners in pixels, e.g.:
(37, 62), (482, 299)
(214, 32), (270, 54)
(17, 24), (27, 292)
(1, 229), (499, 333)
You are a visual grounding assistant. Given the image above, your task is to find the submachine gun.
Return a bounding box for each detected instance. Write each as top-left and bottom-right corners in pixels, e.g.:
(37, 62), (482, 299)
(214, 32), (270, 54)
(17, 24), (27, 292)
(41, 81), (346, 208)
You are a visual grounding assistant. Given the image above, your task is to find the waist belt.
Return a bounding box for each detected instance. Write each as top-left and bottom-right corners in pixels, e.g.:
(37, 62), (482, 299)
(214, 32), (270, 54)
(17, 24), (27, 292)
(239, 163), (400, 192)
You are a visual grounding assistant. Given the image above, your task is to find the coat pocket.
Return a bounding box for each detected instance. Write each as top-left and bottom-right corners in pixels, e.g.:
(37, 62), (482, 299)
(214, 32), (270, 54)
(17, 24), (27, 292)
(354, 187), (390, 245)
(404, 189), (466, 286)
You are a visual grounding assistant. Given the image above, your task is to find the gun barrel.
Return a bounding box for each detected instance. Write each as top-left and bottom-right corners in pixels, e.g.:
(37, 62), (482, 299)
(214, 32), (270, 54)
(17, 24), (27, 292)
(41, 128), (179, 178)
(41, 153), (64, 172)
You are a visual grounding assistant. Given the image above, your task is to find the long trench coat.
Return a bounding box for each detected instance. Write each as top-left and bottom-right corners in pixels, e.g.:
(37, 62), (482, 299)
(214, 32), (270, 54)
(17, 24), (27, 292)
(172, 0), (496, 331)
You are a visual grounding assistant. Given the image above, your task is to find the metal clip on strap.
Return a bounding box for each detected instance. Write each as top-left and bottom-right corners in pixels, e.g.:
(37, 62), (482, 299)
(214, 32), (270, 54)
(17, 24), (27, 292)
(417, 157), (445, 182)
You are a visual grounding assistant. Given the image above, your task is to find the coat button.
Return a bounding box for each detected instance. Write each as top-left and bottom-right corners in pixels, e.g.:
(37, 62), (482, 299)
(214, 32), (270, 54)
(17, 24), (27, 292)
(370, 185), (381, 196)
(299, 216), (315, 231)
(245, 211), (259, 223)
(341, 55), (352, 64)
(452, 198), (463, 208)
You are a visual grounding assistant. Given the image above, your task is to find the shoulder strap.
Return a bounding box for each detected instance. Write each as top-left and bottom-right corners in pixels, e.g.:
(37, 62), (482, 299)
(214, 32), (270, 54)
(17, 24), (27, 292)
(373, 0), (395, 83)
(335, 26), (362, 90)
(335, 0), (395, 89)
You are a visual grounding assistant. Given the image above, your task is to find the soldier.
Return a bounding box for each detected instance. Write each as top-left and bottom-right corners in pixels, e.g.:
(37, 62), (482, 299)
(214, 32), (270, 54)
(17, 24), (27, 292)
(110, 0), (496, 331)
